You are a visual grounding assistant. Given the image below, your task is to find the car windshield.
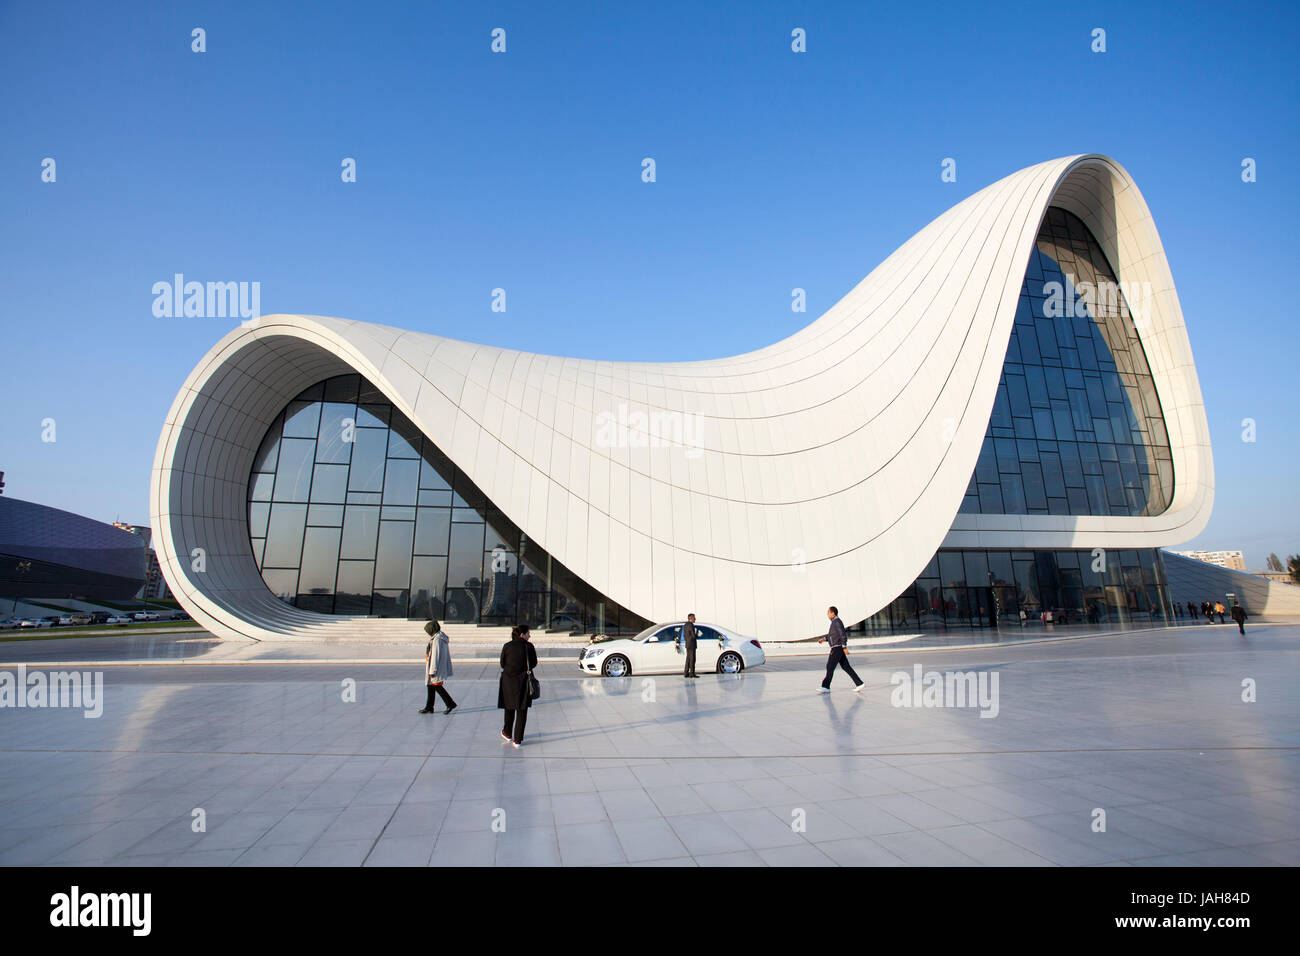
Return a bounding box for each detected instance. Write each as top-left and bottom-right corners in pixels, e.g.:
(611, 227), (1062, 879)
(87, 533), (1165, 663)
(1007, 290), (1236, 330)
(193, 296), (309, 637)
(630, 623), (667, 642)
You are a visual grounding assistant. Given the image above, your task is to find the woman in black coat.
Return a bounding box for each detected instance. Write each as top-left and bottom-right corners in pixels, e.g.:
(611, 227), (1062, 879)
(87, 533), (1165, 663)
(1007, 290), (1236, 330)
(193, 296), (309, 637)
(498, 624), (537, 747)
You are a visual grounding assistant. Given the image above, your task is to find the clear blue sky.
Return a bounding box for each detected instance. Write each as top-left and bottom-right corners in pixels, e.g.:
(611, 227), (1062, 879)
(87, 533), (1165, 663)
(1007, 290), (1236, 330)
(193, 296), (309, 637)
(1, 0), (1297, 567)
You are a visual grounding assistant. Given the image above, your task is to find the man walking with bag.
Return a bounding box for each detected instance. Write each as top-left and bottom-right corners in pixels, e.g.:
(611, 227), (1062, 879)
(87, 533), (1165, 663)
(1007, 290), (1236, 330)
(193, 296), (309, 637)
(819, 605), (864, 694)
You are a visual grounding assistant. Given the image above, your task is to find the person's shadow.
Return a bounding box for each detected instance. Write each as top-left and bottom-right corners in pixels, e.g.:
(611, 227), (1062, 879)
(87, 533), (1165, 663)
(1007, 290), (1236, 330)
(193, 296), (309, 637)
(820, 684), (866, 748)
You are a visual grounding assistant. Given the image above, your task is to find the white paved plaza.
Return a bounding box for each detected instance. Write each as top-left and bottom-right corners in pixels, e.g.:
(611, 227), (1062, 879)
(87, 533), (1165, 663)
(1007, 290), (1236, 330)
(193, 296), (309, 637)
(0, 623), (1296, 867)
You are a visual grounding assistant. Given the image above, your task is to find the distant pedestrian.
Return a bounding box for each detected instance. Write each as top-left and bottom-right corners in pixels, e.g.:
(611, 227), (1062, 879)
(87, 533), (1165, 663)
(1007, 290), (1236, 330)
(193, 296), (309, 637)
(1186, 601), (1197, 621)
(681, 613), (699, 678)
(498, 624), (538, 747)
(1214, 601), (1226, 624)
(818, 606), (863, 694)
(419, 619), (457, 714)
(1203, 601), (1214, 623)
(1231, 602), (1247, 635)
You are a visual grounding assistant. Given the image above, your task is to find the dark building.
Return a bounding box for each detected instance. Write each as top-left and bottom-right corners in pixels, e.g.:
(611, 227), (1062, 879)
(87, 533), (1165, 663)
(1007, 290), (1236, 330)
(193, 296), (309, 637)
(0, 497), (147, 601)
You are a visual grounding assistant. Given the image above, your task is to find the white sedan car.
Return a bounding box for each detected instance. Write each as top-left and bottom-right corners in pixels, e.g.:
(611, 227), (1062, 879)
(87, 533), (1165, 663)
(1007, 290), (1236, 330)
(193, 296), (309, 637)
(578, 622), (765, 677)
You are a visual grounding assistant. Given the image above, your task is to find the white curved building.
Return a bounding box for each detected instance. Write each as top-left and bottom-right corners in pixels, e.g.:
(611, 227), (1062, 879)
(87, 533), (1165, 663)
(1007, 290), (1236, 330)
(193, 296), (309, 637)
(151, 154), (1213, 642)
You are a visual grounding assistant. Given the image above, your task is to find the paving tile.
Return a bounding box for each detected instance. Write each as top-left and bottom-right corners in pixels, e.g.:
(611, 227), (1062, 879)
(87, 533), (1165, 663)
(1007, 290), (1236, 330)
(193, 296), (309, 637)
(927, 824), (1056, 866)
(428, 829), (496, 867)
(695, 850), (766, 866)
(612, 818), (689, 862)
(755, 843), (836, 866)
(495, 826), (561, 866)
(666, 813), (749, 856)
(814, 836), (907, 866)
(299, 839), (373, 866)
(872, 830), (983, 866)
(556, 822), (626, 866)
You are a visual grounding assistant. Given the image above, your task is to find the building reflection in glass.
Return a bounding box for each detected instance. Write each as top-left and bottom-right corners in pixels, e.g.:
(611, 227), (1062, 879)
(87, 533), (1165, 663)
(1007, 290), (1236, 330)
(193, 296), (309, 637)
(248, 374), (648, 634)
(862, 547), (1173, 634)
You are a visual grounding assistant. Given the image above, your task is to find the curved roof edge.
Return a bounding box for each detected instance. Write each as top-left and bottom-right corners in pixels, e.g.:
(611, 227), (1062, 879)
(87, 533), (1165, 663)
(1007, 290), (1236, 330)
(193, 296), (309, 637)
(150, 154), (1212, 641)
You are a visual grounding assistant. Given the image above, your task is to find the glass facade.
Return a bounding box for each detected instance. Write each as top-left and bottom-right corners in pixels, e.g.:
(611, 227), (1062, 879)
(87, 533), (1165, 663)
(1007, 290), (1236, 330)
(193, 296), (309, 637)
(859, 547), (1173, 633)
(871, 209), (1178, 635)
(247, 374), (649, 634)
(961, 206), (1174, 518)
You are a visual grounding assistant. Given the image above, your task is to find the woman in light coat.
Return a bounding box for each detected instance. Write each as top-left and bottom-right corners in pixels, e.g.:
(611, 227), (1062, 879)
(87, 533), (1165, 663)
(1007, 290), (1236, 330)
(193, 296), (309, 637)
(419, 619), (457, 714)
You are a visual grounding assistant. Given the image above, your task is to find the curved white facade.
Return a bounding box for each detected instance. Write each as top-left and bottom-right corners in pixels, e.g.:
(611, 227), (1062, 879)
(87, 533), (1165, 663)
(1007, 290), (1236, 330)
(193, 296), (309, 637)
(150, 154), (1213, 642)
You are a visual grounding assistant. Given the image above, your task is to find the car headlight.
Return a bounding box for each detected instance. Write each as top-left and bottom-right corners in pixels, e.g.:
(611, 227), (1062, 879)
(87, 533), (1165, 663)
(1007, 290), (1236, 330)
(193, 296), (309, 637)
(588, 647), (605, 657)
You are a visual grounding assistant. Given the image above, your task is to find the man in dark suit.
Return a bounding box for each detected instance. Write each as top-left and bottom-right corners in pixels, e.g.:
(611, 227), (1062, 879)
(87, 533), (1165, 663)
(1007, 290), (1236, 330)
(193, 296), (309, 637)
(681, 613), (698, 678)
(819, 606), (863, 693)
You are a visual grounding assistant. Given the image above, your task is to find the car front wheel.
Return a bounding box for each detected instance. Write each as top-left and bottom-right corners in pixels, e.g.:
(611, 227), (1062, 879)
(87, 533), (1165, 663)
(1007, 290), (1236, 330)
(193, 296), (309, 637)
(602, 655), (631, 678)
(717, 651), (744, 674)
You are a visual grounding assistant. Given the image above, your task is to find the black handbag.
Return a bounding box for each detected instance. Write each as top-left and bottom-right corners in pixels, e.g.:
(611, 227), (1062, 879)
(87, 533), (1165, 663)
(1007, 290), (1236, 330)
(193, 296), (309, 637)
(527, 669), (540, 700)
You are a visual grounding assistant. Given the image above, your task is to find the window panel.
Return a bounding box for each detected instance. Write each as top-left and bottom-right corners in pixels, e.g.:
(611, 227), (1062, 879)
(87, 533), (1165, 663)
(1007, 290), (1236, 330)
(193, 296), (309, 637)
(323, 374), (359, 404)
(340, 506), (380, 559)
(272, 439), (316, 502)
(447, 522), (485, 589)
(962, 551), (989, 584)
(374, 521), (415, 589)
(1022, 462), (1047, 511)
(990, 386), (1012, 429)
(316, 403), (357, 464)
(1000, 473), (1026, 513)
(335, 561), (374, 614)
(409, 556), (448, 621)
(356, 404), (390, 428)
(297, 527), (341, 598)
(307, 504), (344, 527)
(938, 551), (966, 588)
(372, 589), (409, 619)
(263, 503), (308, 567)
(261, 567), (298, 602)
(977, 483), (1004, 513)
(310, 463), (349, 503)
(348, 429), (388, 492)
(388, 419), (422, 458)
(248, 501), (270, 539)
(252, 418), (282, 473)
(248, 471), (275, 502)
(282, 400), (322, 438)
(382, 458), (419, 506)
(415, 508), (451, 555)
